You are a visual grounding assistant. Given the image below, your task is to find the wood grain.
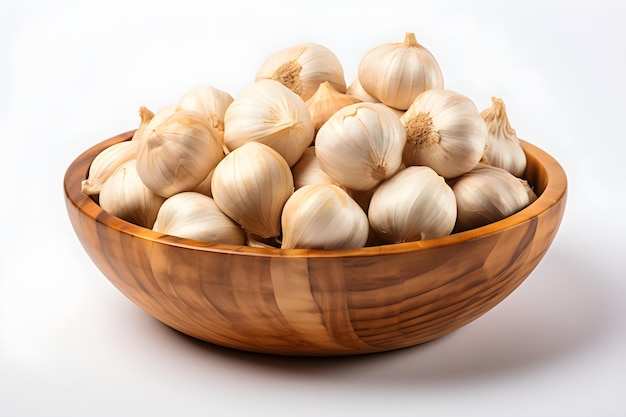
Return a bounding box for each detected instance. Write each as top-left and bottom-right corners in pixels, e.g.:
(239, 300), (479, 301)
(64, 131), (567, 356)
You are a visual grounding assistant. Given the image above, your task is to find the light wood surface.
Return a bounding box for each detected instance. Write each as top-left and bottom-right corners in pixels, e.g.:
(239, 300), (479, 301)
(64, 131), (567, 356)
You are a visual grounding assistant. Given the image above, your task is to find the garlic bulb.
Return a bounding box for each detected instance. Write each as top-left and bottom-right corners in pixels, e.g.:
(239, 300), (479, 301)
(176, 86), (234, 138)
(401, 89), (487, 179)
(281, 184), (369, 250)
(152, 192), (245, 245)
(255, 43), (347, 101)
(131, 105), (176, 144)
(480, 97), (527, 177)
(136, 110), (224, 198)
(81, 140), (138, 195)
(358, 32), (444, 110)
(368, 166), (457, 243)
(223, 79), (315, 167)
(211, 141), (294, 238)
(315, 102), (406, 191)
(346, 76), (380, 103)
(291, 146), (336, 190)
(450, 164), (537, 232)
(305, 81), (361, 132)
(99, 160), (165, 228)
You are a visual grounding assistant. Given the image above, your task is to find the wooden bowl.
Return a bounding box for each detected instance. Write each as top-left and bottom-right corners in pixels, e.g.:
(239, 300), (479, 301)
(64, 131), (567, 356)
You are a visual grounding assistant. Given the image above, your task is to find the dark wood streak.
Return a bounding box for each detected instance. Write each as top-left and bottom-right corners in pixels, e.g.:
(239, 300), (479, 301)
(64, 131), (567, 356)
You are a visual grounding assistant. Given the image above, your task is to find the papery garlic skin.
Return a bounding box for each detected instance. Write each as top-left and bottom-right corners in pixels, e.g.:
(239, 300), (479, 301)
(291, 146), (336, 190)
(177, 86), (234, 139)
(358, 32), (444, 110)
(450, 164), (537, 232)
(223, 79), (314, 167)
(281, 184), (369, 250)
(99, 160), (165, 229)
(136, 110), (224, 198)
(305, 81), (361, 132)
(211, 141), (294, 238)
(152, 192), (245, 245)
(368, 166), (457, 243)
(480, 97), (527, 178)
(255, 43), (347, 101)
(81, 140), (138, 195)
(401, 89), (487, 179)
(315, 102), (407, 191)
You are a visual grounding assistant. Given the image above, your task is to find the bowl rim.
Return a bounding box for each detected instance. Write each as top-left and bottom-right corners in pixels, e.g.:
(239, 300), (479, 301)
(64, 130), (568, 259)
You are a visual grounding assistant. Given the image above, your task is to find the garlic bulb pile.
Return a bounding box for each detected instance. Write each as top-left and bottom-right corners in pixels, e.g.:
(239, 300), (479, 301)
(84, 33), (539, 249)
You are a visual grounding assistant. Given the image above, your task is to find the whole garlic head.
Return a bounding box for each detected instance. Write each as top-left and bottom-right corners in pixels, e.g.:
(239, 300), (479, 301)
(136, 110), (224, 198)
(281, 184), (369, 250)
(176, 86), (234, 139)
(358, 32), (444, 110)
(99, 160), (165, 229)
(152, 192), (245, 245)
(368, 166), (457, 243)
(223, 79), (315, 167)
(255, 43), (347, 101)
(480, 97), (527, 178)
(315, 102), (407, 191)
(401, 89), (487, 179)
(450, 164), (537, 232)
(211, 141), (294, 239)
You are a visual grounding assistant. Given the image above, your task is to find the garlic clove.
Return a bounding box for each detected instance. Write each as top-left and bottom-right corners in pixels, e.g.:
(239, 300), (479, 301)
(368, 166), (457, 243)
(81, 140), (138, 195)
(401, 89), (487, 179)
(192, 166), (215, 197)
(255, 43), (347, 101)
(99, 160), (166, 229)
(176, 86), (234, 139)
(358, 32), (444, 110)
(315, 102), (406, 191)
(291, 146), (336, 190)
(152, 192), (245, 245)
(346, 75), (380, 103)
(223, 79), (314, 167)
(211, 141), (294, 239)
(281, 184), (369, 250)
(136, 110), (225, 198)
(305, 81), (362, 132)
(480, 97), (527, 178)
(449, 163), (538, 232)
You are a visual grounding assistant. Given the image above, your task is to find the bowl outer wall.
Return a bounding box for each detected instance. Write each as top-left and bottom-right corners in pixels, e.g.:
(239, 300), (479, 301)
(63, 131), (567, 356)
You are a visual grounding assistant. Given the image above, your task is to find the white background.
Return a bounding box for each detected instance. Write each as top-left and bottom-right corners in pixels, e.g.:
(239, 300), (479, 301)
(1, 0), (625, 416)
